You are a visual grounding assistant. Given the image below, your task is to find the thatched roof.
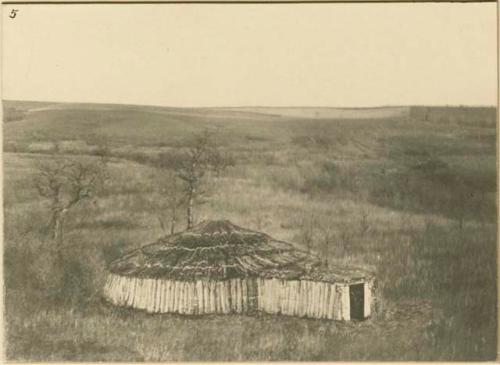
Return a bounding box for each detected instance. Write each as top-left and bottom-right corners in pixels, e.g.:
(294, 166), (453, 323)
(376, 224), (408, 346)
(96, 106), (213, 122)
(108, 220), (320, 281)
(301, 265), (375, 284)
(108, 219), (373, 283)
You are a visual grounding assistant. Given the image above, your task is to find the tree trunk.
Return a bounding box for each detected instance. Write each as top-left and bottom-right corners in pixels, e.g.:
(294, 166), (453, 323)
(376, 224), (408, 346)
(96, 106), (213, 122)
(187, 186), (195, 229)
(170, 204), (177, 235)
(50, 208), (67, 244)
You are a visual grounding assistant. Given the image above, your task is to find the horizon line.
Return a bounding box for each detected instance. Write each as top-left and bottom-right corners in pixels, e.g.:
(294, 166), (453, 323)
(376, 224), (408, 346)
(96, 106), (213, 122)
(3, 98), (497, 109)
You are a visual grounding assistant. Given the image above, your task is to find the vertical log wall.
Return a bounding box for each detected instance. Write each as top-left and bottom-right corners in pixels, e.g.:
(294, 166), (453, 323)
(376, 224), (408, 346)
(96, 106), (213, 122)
(103, 274), (258, 315)
(256, 278), (351, 320)
(103, 273), (372, 320)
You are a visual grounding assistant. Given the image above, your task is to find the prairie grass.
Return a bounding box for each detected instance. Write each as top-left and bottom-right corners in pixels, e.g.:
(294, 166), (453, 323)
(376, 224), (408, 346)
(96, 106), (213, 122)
(2, 102), (497, 360)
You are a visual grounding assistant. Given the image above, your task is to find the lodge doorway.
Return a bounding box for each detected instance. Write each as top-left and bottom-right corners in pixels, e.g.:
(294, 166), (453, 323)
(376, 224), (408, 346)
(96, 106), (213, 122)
(349, 283), (365, 320)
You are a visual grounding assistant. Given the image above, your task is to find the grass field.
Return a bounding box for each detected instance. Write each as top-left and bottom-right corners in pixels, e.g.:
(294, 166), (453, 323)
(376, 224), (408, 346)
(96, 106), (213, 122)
(3, 100), (497, 360)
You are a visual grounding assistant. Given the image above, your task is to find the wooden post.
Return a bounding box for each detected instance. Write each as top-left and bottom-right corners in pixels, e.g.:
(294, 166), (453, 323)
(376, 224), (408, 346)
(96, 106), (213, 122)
(186, 282), (192, 315)
(209, 281), (216, 313)
(214, 281), (220, 313)
(315, 282), (321, 318)
(132, 278), (142, 308)
(315, 282), (320, 318)
(242, 279), (248, 312)
(164, 280), (169, 312)
(116, 276), (122, 305)
(110, 275), (116, 304)
(124, 276), (130, 306)
(216, 282), (223, 313)
(173, 281), (180, 313)
(312, 281), (318, 318)
(271, 279), (276, 313)
(144, 279), (150, 312)
(295, 280), (300, 316)
(174, 280), (179, 313)
(106, 275), (114, 304)
(116, 276), (123, 305)
(153, 279), (159, 312)
(148, 278), (154, 311)
(304, 280), (310, 317)
(248, 279), (258, 311)
(135, 278), (142, 309)
(165, 280), (171, 312)
(141, 278), (148, 310)
(311, 282), (317, 318)
(135, 278), (141, 309)
(123, 276), (128, 306)
(149, 279), (156, 313)
(203, 281), (210, 313)
(322, 282), (329, 318)
(266, 278), (271, 313)
(302, 280), (308, 317)
(308, 281), (313, 318)
(219, 281), (225, 314)
(158, 280), (165, 312)
(256, 278), (262, 311)
(182, 281), (188, 314)
(230, 279), (236, 312)
(165, 280), (171, 313)
(151, 279), (157, 312)
(147, 279), (154, 312)
(334, 284), (342, 320)
(259, 279), (265, 312)
(184, 281), (190, 314)
(364, 280), (372, 318)
(168, 280), (173, 313)
(137, 278), (144, 309)
(177, 280), (182, 312)
(103, 275), (111, 302)
(125, 277), (132, 307)
(282, 280), (288, 315)
(224, 281), (231, 314)
(289, 281), (295, 315)
(196, 280), (204, 314)
(297, 280), (303, 316)
(341, 284), (350, 321)
(165, 280), (170, 313)
(317, 282), (323, 318)
(276, 279), (281, 314)
(235, 279), (242, 313)
(327, 282), (333, 319)
(321, 282), (328, 319)
(181, 281), (188, 314)
(178, 281), (183, 314)
(133, 278), (142, 308)
(191, 281), (197, 314)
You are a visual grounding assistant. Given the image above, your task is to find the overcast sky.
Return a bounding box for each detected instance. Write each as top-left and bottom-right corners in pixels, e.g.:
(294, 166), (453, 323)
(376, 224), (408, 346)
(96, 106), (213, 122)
(2, 3), (497, 107)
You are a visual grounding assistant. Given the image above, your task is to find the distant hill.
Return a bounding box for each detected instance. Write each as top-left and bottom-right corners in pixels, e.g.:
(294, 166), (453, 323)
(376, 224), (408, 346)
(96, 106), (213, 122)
(219, 106), (411, 120)
(3, 100), (495, 152)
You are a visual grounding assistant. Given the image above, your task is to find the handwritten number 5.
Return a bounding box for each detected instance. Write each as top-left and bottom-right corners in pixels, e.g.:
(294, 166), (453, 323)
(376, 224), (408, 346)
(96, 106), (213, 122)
(9, 9), (18, 19)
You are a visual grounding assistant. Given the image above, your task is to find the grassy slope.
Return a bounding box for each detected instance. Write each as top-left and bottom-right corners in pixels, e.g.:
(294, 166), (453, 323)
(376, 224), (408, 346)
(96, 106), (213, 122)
(3, 101), (497, 360)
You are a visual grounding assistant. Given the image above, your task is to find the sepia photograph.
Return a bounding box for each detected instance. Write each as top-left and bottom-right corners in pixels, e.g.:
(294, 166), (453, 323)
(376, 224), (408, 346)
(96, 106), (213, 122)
(1, 2), (497, 361)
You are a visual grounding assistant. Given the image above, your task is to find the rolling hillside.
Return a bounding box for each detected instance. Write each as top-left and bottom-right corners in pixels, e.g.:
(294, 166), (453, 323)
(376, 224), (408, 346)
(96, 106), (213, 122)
(2, 99), (497, 361)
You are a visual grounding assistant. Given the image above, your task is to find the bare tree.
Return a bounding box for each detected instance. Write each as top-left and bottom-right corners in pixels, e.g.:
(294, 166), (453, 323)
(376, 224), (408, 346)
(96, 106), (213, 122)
(175, 129), (232, 229)
(34, 156), (107, 244)
(152, 169), (185, 235)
